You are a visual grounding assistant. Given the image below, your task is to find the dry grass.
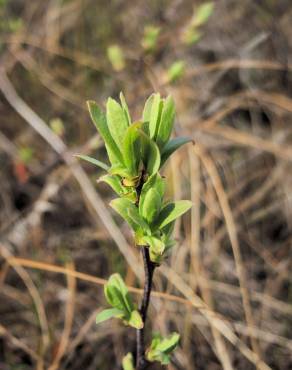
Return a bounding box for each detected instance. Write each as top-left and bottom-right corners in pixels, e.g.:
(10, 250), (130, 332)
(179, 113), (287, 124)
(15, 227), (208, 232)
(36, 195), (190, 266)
(0, 0), (291, 369)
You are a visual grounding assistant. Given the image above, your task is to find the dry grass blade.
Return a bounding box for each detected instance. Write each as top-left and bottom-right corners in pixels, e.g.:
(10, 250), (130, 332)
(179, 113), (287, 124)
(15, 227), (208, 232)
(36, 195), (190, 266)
(7, 257), (290, 361)
(160, 265), (272, 370)
(0, 247), (49, 369)
(188, 148), (234, 370)
(193, 144), (263, 364)
(0, 70), (142, 280)
(0, 324), (41, 363)
(185, 59), (292, 79)
(199, 125), (292, 161)
(48, 262), (76, 370)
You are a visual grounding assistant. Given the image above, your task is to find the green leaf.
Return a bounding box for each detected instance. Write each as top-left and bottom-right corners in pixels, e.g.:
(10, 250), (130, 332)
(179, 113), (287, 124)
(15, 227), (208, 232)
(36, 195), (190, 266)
(99, 176), (136, 202)
(142, 236), (165, 262)
(142, 174), (165, 200)
(140, 130), (161, 176)
(166, 61), (185, 83)
(104, 274), (133, 314)
(140, 188), (161, 224)
(98, 174), (126, 196)
(109, 165), (133, 179)
(128, 310), (143, 329)
(192, 2), (214, 27)
(104, 284), (128, 313)
(182, 28), (202, 45)
(18, 146), (34, 164)
(146, 332), (180, 365)
(107, 45), (125, 71)
(49, 117), (64, 137)
(156, 332), (180, 354)
(160, 137), (192, 167)
(87, 101), (124, 166)
(110, 198), (145, 233)
(149, 93), (162, 139)
(142, 94), (154, 125)
(123, 124), (142, 176)
(106, 97), (129, 148)
(139, 174), (165, 224)
(122, 353), (135, 370)
(119, 92), (131, 125)
(128, 208), (150, 235)
(75, 154), (110, 171)
(155, 201), (192, 229)
(142, 25), (160, 52)
(156, 95), (175, 148)
(161, 221), (175, 239)
(96, 308), (124, 324)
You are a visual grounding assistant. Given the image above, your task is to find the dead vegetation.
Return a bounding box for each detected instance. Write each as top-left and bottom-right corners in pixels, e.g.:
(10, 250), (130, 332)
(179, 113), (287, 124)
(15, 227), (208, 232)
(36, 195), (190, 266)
(0, 0), (291, 369)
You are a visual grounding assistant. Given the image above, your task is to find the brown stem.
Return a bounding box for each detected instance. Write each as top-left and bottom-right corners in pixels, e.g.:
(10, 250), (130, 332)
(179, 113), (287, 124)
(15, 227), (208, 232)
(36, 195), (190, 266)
(136, 246), (155, 370)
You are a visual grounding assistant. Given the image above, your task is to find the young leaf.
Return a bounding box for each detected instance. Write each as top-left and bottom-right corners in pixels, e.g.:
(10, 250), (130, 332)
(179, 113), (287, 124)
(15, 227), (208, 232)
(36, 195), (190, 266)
(166, 60), (186, 82)
(104, 274), (133, 314)
(155, 201), (192, 229)
(106, 97), (129, 148)
(96, 308), (123, 324)
(127, 208), (150, 235)
(149, 93), (162, 139)
(142, 236), (165, 262)
(104, 284), (129, 313)
(160, 137), (192, 167)
(87, 101), (124, 166)
(140, 174), (165, 207)
(110, 198), (145, 233)
(98, 174), (127, 196)
(128, 310), (143, 329)
(142, 25), (160, 52)
(123, 124), (142, 176)
(146, 332), (180, 365)
(75, 154), (110, 171)
(160, 221), (175, 239)
(156, 332), (180, 354)
(140, 130), (160, 176)
(182, 28), (202, 45)
(109, 165), (133, 179)
(122, 353), (135, 370)
(140, 188), (161, 224)
(107, 45), (125, 71)
(142, 94), (154, 124)
(192, 2), (214, 27)
(156, 95), (175, 148)
(119, 92), (131, 125)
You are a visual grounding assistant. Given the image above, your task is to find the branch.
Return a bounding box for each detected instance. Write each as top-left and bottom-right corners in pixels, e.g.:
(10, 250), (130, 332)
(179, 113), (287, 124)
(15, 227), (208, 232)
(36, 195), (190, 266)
(136, 246), (156, 370)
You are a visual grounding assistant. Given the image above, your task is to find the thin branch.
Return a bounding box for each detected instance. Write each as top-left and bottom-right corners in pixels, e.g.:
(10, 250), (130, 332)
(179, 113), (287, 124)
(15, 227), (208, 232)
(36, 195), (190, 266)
(136, 247), (155, 370)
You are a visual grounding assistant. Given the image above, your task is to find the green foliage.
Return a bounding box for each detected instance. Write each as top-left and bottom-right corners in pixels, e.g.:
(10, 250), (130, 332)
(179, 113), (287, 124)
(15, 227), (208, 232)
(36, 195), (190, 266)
(166, 61), (186, 83)
(122, 353), (135, 370)
(191, 2), (214, 27)
(96, 274), (143, 329)
(142, 25), (160, 52)
(18, 146), (34, 165)
(49, 118), (65, 137)
(81, 93), (192, 262)
(146, 332), (180, 364)
(161, 137), (193, 167)
(79, 92), (191, 364)
(182, 2), (214, 45)
(75, 154), (110, 171)
(107, 45), (125, 71)
(96, 307), (123, 324)
(87, 100), (124, 166)
(154, 200), (192, 230)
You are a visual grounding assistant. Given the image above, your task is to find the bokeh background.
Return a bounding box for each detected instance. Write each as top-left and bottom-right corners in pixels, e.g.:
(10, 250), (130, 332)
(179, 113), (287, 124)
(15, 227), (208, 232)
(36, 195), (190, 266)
(0, 0), (292, 369)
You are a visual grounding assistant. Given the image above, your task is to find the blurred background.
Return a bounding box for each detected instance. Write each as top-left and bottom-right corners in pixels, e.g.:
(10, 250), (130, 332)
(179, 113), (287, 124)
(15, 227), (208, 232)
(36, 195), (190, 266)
(0, 0), (291, 369)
